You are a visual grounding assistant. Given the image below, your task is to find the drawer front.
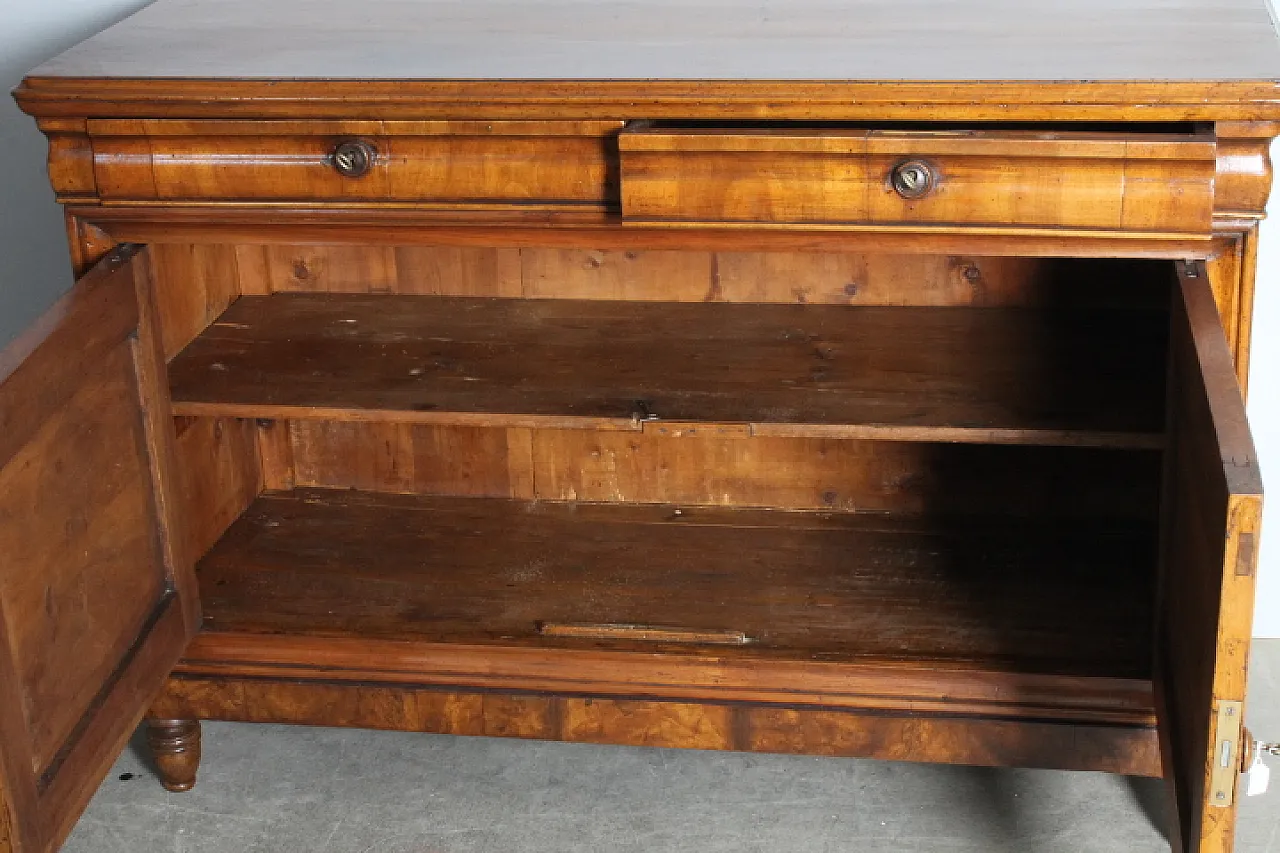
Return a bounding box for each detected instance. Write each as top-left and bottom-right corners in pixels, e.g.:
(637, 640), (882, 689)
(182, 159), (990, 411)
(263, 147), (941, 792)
(619, 127), (1217, 233)
(87, 120), (625, 207)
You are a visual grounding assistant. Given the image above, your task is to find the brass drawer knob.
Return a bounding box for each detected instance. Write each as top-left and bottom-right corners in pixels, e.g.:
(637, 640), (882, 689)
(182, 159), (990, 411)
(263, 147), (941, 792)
(332, 139), (376, 178)
(890, 159), (936, 199)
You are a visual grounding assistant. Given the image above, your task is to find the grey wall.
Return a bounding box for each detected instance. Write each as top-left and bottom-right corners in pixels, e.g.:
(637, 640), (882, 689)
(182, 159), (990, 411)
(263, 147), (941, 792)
(1, 0), (1278, 635)
(0, 0), (152, 345)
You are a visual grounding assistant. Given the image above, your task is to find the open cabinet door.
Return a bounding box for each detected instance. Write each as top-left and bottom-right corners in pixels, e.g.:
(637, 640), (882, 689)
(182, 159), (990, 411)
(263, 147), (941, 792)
(0, 245), (197, 852)
(1159, 260), (1264, 853)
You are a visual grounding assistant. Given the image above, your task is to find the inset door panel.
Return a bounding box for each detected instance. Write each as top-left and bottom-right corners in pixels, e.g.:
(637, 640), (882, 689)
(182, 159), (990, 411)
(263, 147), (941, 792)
(0, 245), (197, 852)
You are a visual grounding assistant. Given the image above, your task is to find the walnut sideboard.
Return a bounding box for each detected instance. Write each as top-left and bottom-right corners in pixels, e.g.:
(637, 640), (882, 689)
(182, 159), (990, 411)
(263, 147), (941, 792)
(6, 0), (1280, 850)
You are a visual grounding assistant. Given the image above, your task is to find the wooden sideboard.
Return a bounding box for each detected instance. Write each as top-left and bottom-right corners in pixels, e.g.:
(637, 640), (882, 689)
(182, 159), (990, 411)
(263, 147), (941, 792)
(5, 1), (1280, 850)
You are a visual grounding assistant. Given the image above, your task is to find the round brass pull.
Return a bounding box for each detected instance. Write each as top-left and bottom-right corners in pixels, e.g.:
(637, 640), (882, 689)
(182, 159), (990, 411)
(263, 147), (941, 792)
(890, 159), (936, 199)
(332, 139), (376, 178)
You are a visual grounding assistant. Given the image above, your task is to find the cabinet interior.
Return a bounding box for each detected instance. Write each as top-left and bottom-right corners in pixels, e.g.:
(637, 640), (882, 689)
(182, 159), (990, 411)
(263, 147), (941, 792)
(155, 244), (1174, 726)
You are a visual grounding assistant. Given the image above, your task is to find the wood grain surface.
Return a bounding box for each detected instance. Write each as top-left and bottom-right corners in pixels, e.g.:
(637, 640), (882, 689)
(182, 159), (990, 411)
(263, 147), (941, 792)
(25, 0), (1280, 82)
(89, 120), (621, 208)
(263, 420), (1161, 519)
(150, 676), (1164, 777)
(193, 244), (1175, 308)
(0, 248), (198, 853)
(1159, 263), (1265, 853)
(167, 294), (1169, 447)
(8, 5), (1275, 845)
(66, 205), (1227, 258)
(194, 488), (1157, 679)
(621, 124), (1216, 233)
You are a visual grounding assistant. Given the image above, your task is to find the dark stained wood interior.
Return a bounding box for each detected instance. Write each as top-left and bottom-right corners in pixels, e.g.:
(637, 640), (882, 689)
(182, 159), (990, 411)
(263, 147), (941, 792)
(168, 293), (1169, 447)
(271, 421), (1163, 518)
(196, 488), (1158, 680)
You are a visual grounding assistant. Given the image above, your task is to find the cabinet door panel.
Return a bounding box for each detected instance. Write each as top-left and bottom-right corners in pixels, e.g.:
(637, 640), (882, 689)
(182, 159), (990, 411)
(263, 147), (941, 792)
(1160, 261), (1263, 853)
(0, 245), (196, 852)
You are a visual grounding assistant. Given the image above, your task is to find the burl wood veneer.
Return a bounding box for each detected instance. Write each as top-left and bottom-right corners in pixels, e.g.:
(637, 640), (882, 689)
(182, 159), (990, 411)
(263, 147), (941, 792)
(4, 1), (1280, 851)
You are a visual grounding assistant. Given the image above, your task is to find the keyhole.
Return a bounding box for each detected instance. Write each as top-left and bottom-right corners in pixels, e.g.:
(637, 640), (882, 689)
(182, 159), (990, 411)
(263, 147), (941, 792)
(332, 140), (375, 178)
(892, 160), (935, 199)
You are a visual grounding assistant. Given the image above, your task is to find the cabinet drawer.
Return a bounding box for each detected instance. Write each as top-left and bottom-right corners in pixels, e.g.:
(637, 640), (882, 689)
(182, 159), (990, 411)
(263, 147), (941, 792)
(619, 125), (1217, 234)
(87, 120), (625, 208)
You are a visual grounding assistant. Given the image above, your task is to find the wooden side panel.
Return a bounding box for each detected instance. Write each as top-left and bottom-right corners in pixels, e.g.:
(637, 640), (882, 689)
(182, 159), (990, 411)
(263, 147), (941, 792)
(1206, 226), (1261, 394)
(708, 253), (1051, 307)
(531, 429), (1157, 514)
(244, 245), (401, 294)
(172, 417), (261, 566)
(278, 421), (1161, 519)
(522, 250), (1084, 306)
(254, 420), (296, 491)
(289, 420), (515, 497)
(147, 244), (242, 360)
(1159, 263), (1264, 853)
(150, 676), (1162, 777)
(1206, 234), (1244, 365)
(392, 247), (523, 296)
(0, 247), (197, 852)
(523, 248), (717, 301)
(226, 243), (1168, 308)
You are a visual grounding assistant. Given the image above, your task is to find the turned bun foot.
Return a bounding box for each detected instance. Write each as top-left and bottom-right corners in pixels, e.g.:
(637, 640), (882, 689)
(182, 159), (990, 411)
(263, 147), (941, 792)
(146, 719), (201, 792)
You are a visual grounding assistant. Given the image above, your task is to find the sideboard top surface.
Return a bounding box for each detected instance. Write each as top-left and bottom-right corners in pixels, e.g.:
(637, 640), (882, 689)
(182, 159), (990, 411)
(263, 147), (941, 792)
(25, 0), (1280, 82)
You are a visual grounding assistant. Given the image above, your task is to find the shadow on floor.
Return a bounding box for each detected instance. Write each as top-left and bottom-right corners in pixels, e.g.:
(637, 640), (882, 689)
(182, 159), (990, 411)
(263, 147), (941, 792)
(1126, 774), (1173, 843)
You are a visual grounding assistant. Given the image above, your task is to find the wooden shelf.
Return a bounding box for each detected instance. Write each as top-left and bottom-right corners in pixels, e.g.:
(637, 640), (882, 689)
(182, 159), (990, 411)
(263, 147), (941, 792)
(191, 489), (1158, 723)
(168, 294), (1168, 448)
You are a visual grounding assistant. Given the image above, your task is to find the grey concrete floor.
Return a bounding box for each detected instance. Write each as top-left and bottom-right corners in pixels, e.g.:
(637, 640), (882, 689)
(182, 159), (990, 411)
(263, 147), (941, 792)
(66, 641), (1280, 853)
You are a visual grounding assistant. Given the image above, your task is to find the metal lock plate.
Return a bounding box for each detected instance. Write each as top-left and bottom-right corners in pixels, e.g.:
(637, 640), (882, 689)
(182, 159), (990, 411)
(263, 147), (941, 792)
(1209, 700), (1244, 807)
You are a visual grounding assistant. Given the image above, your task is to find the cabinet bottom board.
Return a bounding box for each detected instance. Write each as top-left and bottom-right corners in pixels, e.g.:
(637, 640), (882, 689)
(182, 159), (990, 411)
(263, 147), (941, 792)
(194, 487), (1157, 679)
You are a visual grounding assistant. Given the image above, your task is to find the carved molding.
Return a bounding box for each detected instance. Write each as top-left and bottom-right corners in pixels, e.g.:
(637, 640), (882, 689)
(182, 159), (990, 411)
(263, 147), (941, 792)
(36, 118), (97, 203)
(1214, 120), (1279, 225)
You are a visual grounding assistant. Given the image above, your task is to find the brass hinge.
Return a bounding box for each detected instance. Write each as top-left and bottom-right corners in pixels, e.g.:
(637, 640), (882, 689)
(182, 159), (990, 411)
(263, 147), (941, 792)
(1209, 700), (1245, 807)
